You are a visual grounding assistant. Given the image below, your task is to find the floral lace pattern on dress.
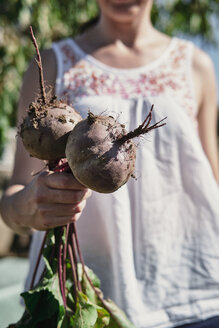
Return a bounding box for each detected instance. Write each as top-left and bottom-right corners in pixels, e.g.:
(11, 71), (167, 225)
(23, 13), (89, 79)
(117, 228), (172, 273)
(54, 38), (197, 124)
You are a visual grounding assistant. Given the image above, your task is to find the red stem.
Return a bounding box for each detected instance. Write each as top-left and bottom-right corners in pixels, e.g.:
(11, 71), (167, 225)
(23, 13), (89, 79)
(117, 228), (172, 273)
(38, 243), (56, 282)
(72, 222), (115, 317)
(70, 224), (82, 291)
(53, 161), (70, 173)
(57, 227), (67, 308)
(62, 224), (69, 298)
(67, 243), (78, 310)
(117, 104), (167, 143)
(30, 230), (48, 289)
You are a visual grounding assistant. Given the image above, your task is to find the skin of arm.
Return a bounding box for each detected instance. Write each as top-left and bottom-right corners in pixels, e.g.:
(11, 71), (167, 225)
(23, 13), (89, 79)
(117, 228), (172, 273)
(0, 49), (91, 234)
(192, 47), (219, 183)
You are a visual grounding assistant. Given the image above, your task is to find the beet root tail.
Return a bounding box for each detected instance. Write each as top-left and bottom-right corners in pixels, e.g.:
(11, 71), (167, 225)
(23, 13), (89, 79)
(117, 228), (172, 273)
(117, 104), (167, 143)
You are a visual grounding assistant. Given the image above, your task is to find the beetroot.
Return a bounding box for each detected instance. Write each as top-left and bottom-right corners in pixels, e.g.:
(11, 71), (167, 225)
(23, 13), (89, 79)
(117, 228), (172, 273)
(20, 99), (81, 161)
(66, 109), (166, 193)
(19, 26), (82, 161)
(66, 112), (136, 193)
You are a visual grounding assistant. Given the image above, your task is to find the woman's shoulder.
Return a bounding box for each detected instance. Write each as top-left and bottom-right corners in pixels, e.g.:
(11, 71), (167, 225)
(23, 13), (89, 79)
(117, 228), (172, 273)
(192, 42), (216, 112)
(171, 37), (215, 83)
(172, 37), (214, 72)
(192, 44), (215, 77)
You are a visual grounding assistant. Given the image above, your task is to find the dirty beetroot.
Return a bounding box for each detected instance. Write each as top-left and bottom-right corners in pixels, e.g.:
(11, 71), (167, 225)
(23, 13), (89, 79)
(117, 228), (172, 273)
(19, 27), (81, 162)
(66, 112), (136, 193)
(20, 99), (82, 161)
(9, 27), (166, 328)
(66, 109), (166, 193)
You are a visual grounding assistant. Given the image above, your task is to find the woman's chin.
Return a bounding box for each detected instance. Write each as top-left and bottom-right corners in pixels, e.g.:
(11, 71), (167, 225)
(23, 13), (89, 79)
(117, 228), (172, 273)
(97, 0), (150, 24)
(108, 4), (142, 22)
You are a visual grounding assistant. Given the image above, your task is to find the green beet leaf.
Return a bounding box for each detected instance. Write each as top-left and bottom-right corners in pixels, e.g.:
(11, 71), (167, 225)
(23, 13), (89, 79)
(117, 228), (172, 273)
(78, 263), (101, 288)
(103, 299), (135, 328)
(8, 226), (136, 328)
(70, 291), (98, 327)
(94, 306), (110, 328)
(18, 265), (65, 326)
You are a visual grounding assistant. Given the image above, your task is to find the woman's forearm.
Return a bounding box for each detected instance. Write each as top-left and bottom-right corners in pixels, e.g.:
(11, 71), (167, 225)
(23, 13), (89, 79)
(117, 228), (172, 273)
(0, 184), (31, 235)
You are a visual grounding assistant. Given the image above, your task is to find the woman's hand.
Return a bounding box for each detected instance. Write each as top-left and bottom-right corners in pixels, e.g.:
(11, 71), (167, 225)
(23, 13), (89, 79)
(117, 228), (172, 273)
(0, 171), (91, 233)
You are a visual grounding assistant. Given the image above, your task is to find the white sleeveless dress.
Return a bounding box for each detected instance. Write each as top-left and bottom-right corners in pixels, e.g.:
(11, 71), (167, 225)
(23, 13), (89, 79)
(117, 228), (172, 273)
(25, 37), (219, 328)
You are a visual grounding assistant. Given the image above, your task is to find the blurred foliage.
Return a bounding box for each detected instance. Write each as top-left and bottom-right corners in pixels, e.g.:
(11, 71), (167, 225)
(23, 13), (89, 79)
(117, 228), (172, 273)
(0, 0), (219, 155)
(152, 0), (219, 44)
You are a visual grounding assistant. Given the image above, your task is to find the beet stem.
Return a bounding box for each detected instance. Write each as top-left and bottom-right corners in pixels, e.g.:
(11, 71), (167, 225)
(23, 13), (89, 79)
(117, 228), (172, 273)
(57, 227), (67, 308)
(54, 161), (70, 173)
(72, 222), (85, 271)
(30, 230), (48, 289)
(73, 222), (115, 318)
(63, 224), (70, 299)
(29, 26), (46, 105)
(117, 104), (167, 143)
(67, 243), (78, 311)
(38, 241), (56, 282)
(70, 224), (82, 292)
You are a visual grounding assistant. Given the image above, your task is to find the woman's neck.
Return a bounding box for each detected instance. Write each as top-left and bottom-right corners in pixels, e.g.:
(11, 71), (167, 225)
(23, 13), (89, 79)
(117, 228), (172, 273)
(96, 6), (154, 47)
(79, 0), (158, 51)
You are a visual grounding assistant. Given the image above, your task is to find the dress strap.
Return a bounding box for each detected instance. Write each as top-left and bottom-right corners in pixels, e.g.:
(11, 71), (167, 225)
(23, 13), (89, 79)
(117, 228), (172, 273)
(168, 38), (198, 122)
(52, 38), (78, 96)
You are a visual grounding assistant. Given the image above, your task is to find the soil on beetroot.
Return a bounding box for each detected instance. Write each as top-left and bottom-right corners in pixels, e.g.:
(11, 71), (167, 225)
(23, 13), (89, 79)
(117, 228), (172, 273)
(19, 26), (82, 162)
(19, 97), (81, 161)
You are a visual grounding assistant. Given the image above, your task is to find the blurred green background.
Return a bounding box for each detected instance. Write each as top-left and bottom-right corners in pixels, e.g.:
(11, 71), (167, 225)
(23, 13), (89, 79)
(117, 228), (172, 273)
(0, 0), (219, 157)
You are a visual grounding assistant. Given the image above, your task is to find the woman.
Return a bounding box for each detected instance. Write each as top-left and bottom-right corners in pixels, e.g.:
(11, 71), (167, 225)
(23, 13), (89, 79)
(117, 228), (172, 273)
(1, 0), (219, 327)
